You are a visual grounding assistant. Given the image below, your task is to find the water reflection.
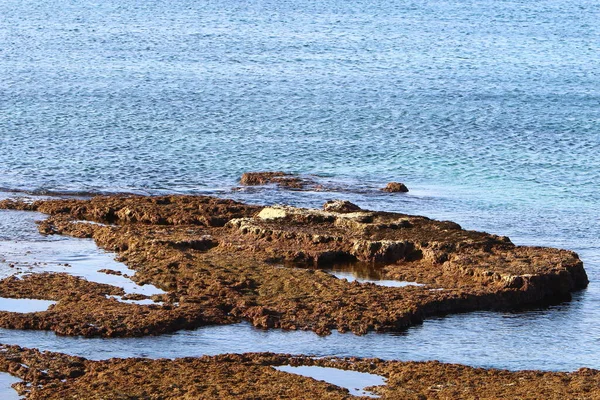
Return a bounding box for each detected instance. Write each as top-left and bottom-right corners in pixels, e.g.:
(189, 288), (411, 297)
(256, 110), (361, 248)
(322, 263), (423, 288)
(274, 366), (385, 397)
(0, 373), (21, 400)
(0, 298), (56, 313)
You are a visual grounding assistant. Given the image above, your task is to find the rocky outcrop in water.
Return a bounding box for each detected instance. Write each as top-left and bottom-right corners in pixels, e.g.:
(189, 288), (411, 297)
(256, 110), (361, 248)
(382, 182), (409, 192)
(0, 195), (588, 337)
(240, 171), (314, 189)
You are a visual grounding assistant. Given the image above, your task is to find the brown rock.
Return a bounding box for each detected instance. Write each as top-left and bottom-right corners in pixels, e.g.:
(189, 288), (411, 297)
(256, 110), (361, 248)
(382, 182), (409, 193)
(1, 345), (600, 400)
(240, 171), (290, 185)
(240, 171), (314, 190)
(97, 269), (123, 276)
(323, 200), (362, 213)
(0, 195), (588, 338)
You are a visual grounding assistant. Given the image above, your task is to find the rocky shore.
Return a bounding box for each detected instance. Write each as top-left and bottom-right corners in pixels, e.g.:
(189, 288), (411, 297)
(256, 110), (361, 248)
(0, 193), (592, 398)
(1, 345), (599, 399)
(0, 195), (587, 337)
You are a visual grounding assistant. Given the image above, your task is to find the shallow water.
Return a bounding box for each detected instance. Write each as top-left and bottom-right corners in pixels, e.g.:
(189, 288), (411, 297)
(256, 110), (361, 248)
(322, 263), (424, 287)
(274, 366), (385, 397)
(0, 210), (165, 297)
(0, 298), (55, 313)
(328, 270), (422, 288)
(0, 373), (21, 400)
(0, 310), (596, 373)
(0, 0), (599, 373)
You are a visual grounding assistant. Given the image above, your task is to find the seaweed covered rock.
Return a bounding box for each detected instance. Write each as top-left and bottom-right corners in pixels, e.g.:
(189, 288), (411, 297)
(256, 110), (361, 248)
(2, 345), (600, 400)
(323, 200), (362, 213)
(240, 171), (311, 189)
(382, 182), (409, 193)
(0, 195), (588, 337)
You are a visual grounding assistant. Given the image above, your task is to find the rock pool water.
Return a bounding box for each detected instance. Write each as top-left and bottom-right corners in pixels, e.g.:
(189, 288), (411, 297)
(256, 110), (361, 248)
(0, 373), (21, 400)
(0, 210), (165, 298)
(321, 263), (424, 288)
(274, 366), (386, 397)
(0, 298), (56, 313)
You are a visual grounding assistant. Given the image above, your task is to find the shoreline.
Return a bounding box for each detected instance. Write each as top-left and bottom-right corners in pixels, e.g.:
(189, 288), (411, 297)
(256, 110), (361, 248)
(0, 193), (593, 398)
(1, 345), (599, 399)
(0, 194), (587, 336)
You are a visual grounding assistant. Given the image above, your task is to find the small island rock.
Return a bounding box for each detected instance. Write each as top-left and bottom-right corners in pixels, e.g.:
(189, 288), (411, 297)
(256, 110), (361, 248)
(382, 182), (409, 193)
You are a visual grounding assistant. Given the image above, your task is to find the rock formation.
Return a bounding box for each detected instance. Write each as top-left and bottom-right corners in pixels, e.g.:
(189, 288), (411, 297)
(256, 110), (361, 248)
(0, 195), (587, 337)
(382, 182), (409, 193)
(1, 345), (599, 399)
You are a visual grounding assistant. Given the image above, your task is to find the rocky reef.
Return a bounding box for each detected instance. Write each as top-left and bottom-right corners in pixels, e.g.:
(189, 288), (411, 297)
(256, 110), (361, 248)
(1, 345), (599, 399)
(0, 194), (592, 398)
(239, 171), (312, 189)
(0, 195), (587, 337)
(237, 171), (412, 194)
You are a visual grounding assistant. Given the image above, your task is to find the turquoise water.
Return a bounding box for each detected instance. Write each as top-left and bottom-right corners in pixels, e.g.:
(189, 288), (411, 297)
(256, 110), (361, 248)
(0, 0), (599, 371)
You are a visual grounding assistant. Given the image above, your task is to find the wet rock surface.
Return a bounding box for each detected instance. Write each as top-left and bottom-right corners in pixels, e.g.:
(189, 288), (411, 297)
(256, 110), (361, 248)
(323, 200), (362, 213)
(381, 182), (409, 193)
(0, 345), (599, 399)
(0, 272), (230, 337)
(0, 195), (260, 227)
(240, 171), (316, 189)
(0, 195), (588, 338)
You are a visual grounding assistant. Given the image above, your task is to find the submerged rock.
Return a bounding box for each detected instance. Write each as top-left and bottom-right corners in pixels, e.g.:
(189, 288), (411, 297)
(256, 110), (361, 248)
(240, 171), (310, 189)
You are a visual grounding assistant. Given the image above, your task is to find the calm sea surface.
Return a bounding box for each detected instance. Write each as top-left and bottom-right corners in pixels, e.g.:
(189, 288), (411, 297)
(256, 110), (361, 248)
(0, 0), (599, 371)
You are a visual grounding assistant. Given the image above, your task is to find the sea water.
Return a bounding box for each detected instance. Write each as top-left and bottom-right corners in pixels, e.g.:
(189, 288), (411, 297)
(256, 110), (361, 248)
(0, 0), (599, 372)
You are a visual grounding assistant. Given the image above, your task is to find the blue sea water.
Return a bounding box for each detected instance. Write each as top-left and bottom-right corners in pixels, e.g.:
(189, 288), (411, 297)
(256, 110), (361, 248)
(0, 0), (599, 372)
